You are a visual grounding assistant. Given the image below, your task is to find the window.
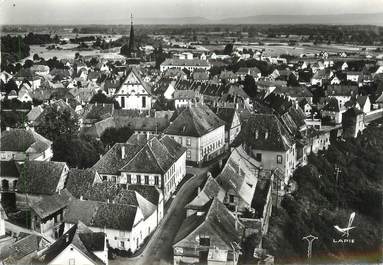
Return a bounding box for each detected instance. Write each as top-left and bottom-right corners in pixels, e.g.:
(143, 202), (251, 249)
(142, 96), (146, 108)
(277, 155), (283, 164)
(229, 194), (235, 203)
(187, 150), (191, 159)
(102, 175), (107, 181)
(255, 153), (262, 162)
(153, 176), (158, 186)
(145, 175), (149, 185)
(112, 176), (117, 183)
(69, 259), (75, 265)
(127, 174), (131, 184)
(120, 241), (125, 248)
(186, 138), (191, 146)
(121, 96), (125, 108)
(137, 175), (141, 184)
(199, 236), (210, 246)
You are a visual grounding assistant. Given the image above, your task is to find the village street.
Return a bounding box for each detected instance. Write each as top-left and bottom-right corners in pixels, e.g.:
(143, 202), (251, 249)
(110, 166), (209, 265)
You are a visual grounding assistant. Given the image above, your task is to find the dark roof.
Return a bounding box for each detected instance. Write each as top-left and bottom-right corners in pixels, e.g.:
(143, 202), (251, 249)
(273, 86), (313, 98)
(251, 179), (271, 219)
(322, 98), (340, 112)
(0, 160), (19, 178)
(164, 104), (225, 137)
(127, 185), (160, 205)
(174, 198), (244, 249)
(16, 161), (67, 195)
(215, 107), (237, 130)
(66, 169), (99, 198)
(0, 128), (51, 153)
(186, 176), (224, 210)
(356, 95), (369, 108)
(92, 143), (142, 175)
(242, 114), (294, 152)
(326, 85), (358, 97)
(92, 203), (138, 231)
(30, 190), (72, 219)
(83, 103), (114, 122)
(39, 222), (105, 265)
(114, 190), (156, 219)
(1, 234), (45, 264)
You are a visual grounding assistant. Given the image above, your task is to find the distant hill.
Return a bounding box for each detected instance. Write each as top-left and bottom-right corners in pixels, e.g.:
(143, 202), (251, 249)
(135, 13), (383, 25)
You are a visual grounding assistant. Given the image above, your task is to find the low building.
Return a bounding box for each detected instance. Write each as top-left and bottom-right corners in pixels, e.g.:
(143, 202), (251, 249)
(173, 90), (202, 109)
(215, 107), (241, 147)
(37, 222), (108, 265)
(173, 198), (244, 265)
(0, 128), (53, 162)
(342, 107), (365, 138)
(160, 58), (210, 72)
(164, 104), (226, 164)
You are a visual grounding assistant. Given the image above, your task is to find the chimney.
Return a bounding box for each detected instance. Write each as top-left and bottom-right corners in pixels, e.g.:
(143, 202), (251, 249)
(121, 145), (125, 159)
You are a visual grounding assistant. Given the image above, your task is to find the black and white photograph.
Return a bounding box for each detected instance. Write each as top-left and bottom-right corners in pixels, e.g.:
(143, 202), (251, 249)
(0, 0), (382, 264)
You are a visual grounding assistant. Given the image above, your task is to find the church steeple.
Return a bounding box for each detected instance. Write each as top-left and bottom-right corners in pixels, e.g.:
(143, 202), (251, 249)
(128, 13), (135, 56)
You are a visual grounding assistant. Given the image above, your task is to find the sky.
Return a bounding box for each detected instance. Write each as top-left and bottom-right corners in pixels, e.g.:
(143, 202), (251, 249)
(1, 0), (383, 24)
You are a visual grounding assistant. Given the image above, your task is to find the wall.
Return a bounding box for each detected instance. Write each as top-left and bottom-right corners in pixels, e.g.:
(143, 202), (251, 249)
(49, 244), (97, 265)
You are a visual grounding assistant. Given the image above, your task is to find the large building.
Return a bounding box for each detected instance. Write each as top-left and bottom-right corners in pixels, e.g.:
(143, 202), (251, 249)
(114, 67), (152, 110)
(241, 114), (296, 184)
(92, 135), (186, 202)
(164, 104), (226, 164)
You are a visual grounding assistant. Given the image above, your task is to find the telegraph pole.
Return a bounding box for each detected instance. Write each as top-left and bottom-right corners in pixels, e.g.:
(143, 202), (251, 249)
(302, 234), (318, 263)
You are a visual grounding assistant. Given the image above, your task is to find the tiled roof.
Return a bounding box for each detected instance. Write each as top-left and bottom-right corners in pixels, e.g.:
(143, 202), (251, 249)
(16, 161), (67, 195)
(356, 95), (369, 108)
(39, 222), (105, 265)
(161, 58), (210, 67)
(0, 160), (19, 178)
(1, 234), (46, 265)
(82, 103), (114, 122)
(0, 128), (51, 153)
(273, 86), (313, 98)
(174, 198), (244, 249)
(92, 143), (142, 175)
(242, 114), (294, 152)
(66, 169), (100, 198)
(92, 203), (138, 231)
(322, 98), (340, 112)
(215, 107), (237, 130)
(127, 185), (161, 205)
(114, 190), (156, 219)
(173, 89), (197, 100)
(164, 104), (225, 137)
(186, 176), (225, 210)
(326, 85), (358, 97)
(29, 189), (72, 219)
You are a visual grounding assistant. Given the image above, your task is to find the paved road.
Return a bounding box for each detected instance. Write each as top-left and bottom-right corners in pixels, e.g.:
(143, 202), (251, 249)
(110, 167), (208, 265)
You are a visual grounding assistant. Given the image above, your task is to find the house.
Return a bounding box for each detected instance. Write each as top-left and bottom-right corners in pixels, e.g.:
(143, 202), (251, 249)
(236, 67), (262, 81)
(311, 69), (333, 86)
(36, 222), (108, 265)
(0, 233), (50, 265)
(241, 114), (296, 184)
(185, 176), (225, 216)
(321, 98), (343, 124)
(299, 98), (312, 117)
(92, 135), (186, 202)
(173, 198), (244, 265)
(64, 199), (147, 253)
(341, 62), (348, 71)
(325, 85), (358, 110)
(342, 107), (365, 138)
(0, 160), (19, 192)
(114, 67), (152, 110)
(356, 95), (371, 113)
(17, 87), (33, 102)
(219, 70), (237, 83)
(173, 90), (201, 109)
(192, 69), (210, 81)
(0, 128), (53, 162)
(30, 65), (50, 76)
(272, 86), (313, 104)
(215, 107), (241, 147)
(160, 58), (210, 72)
(164, 104), (226, 164)
(152, 78), (176, 99)
(346, 71), (362, 83)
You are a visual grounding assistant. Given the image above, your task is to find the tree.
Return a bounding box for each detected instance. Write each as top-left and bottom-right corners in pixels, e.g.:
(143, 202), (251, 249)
(100, 126), (134, 148)
(33, 53), (40, 61)
(242, 75), (257, 98)
(23, 59), (33, 68)
(52, 136), (101, 169)
(223, 43), (234, 55)
(35, 106), (79, 141)
(90, 90), (120, 109)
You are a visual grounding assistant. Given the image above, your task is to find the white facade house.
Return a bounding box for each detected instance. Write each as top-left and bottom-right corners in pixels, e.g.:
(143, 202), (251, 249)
(164, 104), (226, 164)
(114, 67), (152, 110)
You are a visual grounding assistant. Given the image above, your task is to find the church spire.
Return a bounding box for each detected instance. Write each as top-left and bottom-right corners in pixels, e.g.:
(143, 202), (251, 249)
(128, 13), (135, 56)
